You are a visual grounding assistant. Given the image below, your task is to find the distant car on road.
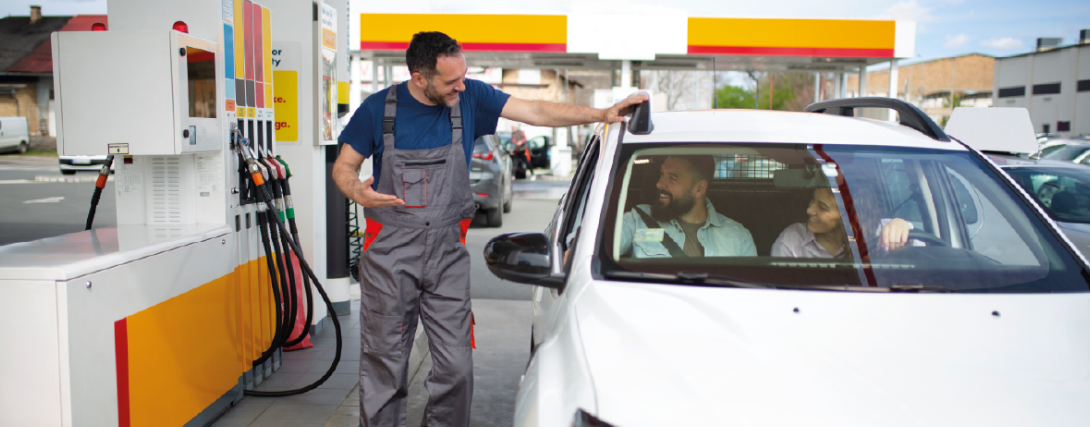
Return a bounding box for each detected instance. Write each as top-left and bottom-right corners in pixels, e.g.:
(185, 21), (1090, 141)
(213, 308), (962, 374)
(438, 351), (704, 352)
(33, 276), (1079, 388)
(471, 134), (513, 227)
(0, 117), (29, 154)
(59, 154), (109, 175)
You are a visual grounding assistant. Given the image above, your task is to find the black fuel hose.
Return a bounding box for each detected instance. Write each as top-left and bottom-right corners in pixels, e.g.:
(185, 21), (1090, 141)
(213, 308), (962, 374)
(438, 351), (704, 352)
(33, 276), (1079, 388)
(276, 165), (314, 348)
(253, 209), (285, 367)
(243, 166), (342, 396)
(275, 211), (301, 342)
(266, 209), (295, 340)
(84, 154), (115, 231)
(257, 158), (297, 341)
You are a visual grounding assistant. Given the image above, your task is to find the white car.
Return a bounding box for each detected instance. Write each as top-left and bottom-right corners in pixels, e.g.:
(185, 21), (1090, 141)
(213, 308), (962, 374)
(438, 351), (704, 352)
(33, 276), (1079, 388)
(485, 99), (1090, 427)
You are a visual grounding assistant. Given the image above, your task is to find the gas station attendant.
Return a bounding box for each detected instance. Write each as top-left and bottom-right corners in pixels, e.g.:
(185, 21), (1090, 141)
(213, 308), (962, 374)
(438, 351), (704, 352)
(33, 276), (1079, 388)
(332, 31), (645, 427)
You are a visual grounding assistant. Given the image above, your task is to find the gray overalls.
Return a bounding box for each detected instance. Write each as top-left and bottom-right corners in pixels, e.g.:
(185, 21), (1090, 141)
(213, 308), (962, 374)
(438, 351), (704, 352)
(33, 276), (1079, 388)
(358, 84), (477, 427)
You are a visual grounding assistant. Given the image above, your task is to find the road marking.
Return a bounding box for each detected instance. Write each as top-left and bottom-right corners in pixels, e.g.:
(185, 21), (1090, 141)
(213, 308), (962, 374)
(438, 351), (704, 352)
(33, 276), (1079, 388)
(25, 196), (65, 204)
(0, 179), (39, 184)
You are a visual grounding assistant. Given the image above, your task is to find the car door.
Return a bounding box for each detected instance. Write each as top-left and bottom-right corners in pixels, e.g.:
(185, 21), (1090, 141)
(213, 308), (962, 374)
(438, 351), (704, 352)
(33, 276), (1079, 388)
(528, 135), (551, 168)
(531, 130), (602, 349)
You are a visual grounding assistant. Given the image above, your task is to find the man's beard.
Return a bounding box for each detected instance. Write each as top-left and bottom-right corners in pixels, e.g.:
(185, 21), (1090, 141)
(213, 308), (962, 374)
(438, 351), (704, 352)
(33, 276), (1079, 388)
(651, 190), (696, 222)
(424, 81), (458, 107)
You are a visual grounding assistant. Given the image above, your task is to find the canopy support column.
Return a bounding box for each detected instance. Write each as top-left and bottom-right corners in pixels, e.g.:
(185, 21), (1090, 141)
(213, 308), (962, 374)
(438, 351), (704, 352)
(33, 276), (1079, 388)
(888, 59), (899, 120)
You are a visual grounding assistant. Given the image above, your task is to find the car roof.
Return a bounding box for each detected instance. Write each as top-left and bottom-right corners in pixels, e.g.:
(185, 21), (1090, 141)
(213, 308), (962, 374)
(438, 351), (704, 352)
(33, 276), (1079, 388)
(620, 110), (962, 151)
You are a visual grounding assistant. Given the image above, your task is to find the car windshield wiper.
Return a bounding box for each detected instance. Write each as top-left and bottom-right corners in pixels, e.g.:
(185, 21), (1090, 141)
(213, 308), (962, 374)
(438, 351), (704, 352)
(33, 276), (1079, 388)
(889, 283), (961, 293)
(606, 270), (775, 289)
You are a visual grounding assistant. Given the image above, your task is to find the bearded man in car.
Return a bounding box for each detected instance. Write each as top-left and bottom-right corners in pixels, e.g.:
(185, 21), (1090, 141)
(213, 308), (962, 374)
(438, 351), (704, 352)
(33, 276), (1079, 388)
(620, 155), (757, 258)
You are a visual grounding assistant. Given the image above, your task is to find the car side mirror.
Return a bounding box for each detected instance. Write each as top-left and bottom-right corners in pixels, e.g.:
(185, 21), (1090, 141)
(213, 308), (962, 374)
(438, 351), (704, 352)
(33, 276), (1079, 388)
(484, 232), (564, 288)
(628, 91), (653, 135)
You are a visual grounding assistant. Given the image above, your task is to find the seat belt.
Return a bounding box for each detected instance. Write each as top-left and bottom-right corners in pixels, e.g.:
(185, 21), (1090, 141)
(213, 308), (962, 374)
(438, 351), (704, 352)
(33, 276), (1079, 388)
(633, 207), (688, 258)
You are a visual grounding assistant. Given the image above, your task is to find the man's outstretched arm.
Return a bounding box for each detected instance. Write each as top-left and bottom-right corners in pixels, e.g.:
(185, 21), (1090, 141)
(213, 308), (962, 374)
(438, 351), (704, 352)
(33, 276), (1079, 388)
(501, 92), (649, 127)
(332, 144), (405, 208)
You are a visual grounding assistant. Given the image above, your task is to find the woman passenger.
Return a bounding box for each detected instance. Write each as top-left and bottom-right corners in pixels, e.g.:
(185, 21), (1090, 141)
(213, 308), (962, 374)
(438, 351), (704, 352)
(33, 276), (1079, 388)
(771, 187), (912, 258)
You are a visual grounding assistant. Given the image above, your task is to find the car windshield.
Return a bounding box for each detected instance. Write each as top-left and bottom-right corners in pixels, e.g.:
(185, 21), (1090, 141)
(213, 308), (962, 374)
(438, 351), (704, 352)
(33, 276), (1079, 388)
(598, 143), (1089, 293)
(1041, 144), (1090, 161)
(1005, 166), (1090, 224)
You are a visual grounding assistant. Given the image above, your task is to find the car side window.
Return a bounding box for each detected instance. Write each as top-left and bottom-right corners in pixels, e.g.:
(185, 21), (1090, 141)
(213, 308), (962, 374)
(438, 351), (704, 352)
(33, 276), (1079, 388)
(880, 159), (925, 226)
(559, 134), (602, 258)
(528, 136), (547, 150)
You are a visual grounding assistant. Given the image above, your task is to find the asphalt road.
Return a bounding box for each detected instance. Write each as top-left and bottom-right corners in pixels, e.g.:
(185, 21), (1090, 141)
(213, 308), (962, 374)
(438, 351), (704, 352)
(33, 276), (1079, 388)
(0, 158), (117, 246)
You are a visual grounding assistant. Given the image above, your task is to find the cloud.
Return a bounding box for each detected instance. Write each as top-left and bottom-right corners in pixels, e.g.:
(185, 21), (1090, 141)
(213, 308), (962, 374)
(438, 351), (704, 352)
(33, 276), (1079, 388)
(885, 0), (934, 22)
(944, 33), (971, 48)
(981, 37), (1024, 49)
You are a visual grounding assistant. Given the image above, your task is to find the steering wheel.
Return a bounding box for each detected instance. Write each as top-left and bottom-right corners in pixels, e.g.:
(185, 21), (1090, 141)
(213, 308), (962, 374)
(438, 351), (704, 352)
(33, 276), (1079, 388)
(907, 229), (948, 247)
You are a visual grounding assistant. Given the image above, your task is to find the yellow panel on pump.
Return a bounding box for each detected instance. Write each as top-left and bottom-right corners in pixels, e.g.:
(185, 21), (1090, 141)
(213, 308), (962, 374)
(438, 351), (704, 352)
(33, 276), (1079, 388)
(125, 273), (244, 427)
(273, 70), (298, 141)
(262, 6), (272, 84)
(234, 0), (245, 79)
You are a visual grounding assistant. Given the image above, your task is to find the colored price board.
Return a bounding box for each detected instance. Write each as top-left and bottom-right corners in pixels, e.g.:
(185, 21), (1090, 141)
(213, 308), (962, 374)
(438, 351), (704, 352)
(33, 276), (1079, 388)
(273, 70), (298, 141)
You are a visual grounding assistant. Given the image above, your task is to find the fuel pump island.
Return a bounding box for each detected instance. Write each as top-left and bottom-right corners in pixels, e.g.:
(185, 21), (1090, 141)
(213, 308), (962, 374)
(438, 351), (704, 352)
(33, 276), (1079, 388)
(0, 0), (355, 425)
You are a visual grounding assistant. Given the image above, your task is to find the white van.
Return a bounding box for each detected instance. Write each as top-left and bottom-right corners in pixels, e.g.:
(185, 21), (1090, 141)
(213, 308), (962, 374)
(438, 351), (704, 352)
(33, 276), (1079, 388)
(0, 117), (30, 154)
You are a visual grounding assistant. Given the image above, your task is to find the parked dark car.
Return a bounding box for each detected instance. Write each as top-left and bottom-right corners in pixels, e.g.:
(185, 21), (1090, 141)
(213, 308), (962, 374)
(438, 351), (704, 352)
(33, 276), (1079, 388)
(497, 132), (551, 178)
(471, 134), (513, 227)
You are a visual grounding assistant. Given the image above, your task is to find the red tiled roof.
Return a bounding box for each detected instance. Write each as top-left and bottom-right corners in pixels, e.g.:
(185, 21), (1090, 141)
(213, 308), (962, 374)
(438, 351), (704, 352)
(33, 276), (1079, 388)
(8, 15), (108, 74)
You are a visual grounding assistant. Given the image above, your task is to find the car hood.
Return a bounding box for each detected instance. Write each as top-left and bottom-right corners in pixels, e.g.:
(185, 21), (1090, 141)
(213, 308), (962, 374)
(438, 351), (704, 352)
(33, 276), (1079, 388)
(575, 280), (1090, 427)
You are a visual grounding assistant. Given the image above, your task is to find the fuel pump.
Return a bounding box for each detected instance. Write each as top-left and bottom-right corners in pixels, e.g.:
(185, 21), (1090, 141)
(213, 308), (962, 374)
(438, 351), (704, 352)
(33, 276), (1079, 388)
(0, 0), (351, 424)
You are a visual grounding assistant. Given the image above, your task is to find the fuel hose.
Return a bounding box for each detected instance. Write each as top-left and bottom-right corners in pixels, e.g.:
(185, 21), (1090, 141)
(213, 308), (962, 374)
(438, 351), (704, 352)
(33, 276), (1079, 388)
(252, 205), (285, 368)
(84, 154), (115, 231)
(238, 137), (342, 396)
(276, 156), (315, 347)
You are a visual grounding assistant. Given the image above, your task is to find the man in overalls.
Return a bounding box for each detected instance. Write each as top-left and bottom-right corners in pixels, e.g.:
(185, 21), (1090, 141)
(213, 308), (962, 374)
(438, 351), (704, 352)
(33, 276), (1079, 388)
(332, 31), (645, 427)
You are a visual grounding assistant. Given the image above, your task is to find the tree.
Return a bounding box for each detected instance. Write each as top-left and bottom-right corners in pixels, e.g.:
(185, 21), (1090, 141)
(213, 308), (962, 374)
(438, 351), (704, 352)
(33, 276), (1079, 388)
(714, 85), (755, 109)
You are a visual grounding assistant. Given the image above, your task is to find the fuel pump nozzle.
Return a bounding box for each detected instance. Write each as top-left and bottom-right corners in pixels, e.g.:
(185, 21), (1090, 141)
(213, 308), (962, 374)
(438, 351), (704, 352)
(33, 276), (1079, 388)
(84, 154), (116, 231)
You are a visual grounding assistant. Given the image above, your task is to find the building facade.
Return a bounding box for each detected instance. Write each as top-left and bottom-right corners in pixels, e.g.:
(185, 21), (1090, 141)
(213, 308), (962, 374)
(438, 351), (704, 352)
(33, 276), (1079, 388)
(993, 36), (1090, 137)
(847, 53), (994, 124)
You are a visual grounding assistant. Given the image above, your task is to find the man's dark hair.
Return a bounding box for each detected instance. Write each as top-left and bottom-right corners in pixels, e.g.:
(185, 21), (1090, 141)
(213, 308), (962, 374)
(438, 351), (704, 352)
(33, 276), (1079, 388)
(405, 32), (462, 80)
(669, 155), (715, 185)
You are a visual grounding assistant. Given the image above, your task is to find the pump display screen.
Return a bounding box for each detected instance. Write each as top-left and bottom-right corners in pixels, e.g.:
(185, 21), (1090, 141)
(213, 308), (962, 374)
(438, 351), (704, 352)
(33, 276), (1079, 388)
(186, 46), (216, 119)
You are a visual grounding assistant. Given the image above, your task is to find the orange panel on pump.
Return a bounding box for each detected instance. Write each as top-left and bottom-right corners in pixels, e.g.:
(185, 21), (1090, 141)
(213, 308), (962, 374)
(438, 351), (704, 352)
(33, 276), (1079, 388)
(124, 272), (244, 427)
(360, 14), (566, 52)
(239, 256), (254, 364)
(687, 18), (896, 57)
(256, 253), (269, 350)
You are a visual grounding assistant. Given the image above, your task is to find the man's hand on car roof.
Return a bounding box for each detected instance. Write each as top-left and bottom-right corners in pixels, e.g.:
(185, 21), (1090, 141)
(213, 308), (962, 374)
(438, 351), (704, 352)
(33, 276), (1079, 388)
(603, 93), (650, 123)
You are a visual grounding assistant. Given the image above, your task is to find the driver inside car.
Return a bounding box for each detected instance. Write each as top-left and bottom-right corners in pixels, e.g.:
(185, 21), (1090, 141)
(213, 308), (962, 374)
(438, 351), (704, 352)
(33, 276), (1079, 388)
(772, 187), (914, 258)
(620, 155), (757, 258)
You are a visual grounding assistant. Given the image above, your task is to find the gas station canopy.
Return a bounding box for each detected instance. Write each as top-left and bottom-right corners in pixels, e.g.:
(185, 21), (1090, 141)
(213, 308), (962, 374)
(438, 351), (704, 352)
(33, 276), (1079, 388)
(360, 14), (915, 72)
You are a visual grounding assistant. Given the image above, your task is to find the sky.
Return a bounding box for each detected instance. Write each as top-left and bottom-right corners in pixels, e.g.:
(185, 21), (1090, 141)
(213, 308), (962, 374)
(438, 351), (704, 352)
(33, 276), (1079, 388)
(4, 0), (1089, 64)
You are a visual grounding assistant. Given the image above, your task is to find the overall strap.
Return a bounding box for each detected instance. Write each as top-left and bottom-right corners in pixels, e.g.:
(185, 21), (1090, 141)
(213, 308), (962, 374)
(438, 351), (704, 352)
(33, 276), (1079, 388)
(382, 84), (397, 149)
(383, 83), (464, 148)
(450, 100), (463, 147)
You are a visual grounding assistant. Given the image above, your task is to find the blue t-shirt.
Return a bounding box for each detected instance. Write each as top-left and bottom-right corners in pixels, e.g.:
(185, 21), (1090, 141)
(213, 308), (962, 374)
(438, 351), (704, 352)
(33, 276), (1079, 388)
(338, 78), (510, 190)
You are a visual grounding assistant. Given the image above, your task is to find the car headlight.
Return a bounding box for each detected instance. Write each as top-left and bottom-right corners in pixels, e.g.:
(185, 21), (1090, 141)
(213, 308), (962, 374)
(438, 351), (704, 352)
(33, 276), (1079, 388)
(572, 408), (617, 427)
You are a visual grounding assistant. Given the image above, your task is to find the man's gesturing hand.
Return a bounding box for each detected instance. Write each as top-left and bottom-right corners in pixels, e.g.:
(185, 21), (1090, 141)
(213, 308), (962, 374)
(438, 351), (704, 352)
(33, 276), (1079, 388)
(352, 177), (405, 208)
(603, 93), (650, 123)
